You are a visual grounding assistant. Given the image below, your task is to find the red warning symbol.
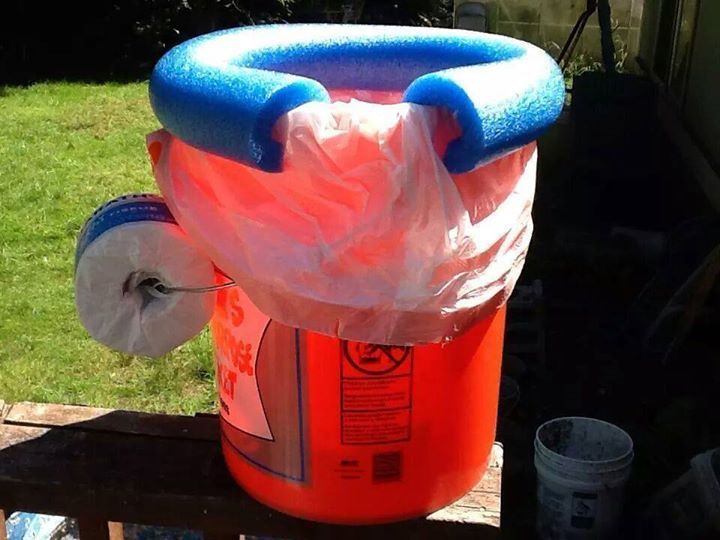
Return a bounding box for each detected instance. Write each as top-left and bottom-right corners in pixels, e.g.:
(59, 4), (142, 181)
(342, 342), (411, 376)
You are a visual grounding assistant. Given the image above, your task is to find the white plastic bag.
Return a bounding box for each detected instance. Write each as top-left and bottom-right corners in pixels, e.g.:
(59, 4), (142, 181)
(148, 93), (536, 344)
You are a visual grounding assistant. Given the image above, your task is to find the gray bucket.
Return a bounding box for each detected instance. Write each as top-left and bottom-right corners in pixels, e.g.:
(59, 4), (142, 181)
(534, 417), (634, 539)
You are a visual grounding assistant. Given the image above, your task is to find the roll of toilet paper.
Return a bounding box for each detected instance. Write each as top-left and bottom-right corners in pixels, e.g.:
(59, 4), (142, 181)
(75, 194), (216, 357)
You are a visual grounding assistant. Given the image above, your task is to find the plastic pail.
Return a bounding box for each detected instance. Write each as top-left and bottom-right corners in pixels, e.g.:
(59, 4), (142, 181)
(534, 417), (634, 539)
(212, 285), (506, 524)
(644, 448), (720, 538)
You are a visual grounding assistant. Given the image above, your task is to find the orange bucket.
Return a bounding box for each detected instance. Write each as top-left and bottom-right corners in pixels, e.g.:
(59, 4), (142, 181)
(212, 284), (505, 524)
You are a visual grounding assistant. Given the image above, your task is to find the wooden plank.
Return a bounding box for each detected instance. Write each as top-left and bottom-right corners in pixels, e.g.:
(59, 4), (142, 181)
(0, 402), (12, 423)
(4, 402), (218, 441)
(0, 424), (47, 451)
(0, 404), (501, 539)
(77, 518), (123, 540)
(107, 522), (124, 540)
(428, 444), (502, 528)
(0, 509), (7, 540)
(77, 516), (111, 540)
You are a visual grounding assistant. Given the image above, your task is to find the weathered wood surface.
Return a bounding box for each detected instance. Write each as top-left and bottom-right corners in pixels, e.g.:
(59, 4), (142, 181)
(0, 402), (502, 538)
(77, 516), (124, 540)
(3, 401), (219, 441)
(0, 509), (7, 540)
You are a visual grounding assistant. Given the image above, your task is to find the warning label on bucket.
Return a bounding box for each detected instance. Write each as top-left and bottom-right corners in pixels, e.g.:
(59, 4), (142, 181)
(342, 377), (411, 410)
(342, 410), (411, 444)
(340, 342), (413, 445)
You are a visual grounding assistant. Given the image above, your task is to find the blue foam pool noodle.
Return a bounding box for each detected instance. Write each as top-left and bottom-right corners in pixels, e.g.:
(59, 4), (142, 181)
(150, 24), (565, 174)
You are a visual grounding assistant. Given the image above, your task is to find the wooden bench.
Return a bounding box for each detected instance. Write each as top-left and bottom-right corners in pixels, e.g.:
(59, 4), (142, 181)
(0, 401), (502, 539)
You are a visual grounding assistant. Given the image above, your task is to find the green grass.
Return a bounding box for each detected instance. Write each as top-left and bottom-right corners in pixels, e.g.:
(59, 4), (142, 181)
(0, 82), (216, 414)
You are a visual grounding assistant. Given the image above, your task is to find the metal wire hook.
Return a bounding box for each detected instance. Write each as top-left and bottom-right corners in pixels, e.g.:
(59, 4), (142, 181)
(123, 271), (235, 298)
(153, 281), (236, 295)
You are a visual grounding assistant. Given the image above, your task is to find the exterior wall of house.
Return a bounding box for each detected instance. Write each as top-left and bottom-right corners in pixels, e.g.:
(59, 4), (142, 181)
(683, 1), (720, 167)
(636, 0), (719, 170)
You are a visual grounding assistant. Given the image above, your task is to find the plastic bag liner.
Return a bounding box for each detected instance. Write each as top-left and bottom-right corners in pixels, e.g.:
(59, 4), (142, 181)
(148, 90), (536, 345)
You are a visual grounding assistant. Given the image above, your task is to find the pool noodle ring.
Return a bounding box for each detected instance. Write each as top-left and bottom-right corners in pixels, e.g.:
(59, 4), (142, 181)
(150, 24), (565, 174)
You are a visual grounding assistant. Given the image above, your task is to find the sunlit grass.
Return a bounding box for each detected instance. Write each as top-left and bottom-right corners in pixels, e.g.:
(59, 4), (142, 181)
(0, 82), (216, 413)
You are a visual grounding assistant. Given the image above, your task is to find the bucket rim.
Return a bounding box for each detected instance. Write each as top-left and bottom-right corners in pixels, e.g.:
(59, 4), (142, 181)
(535, 416), (634, 467)
(690, 448), (720, 524)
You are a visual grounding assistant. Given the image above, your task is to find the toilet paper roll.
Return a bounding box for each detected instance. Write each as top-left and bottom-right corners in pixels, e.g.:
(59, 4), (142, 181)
(75, 194), (216, 357)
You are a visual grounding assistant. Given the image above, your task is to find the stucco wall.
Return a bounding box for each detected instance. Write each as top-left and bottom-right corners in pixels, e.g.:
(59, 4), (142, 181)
(456, 0), (644, 68)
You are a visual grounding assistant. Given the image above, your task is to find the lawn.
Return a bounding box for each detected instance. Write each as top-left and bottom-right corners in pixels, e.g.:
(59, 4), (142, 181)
(0, 82), (216, 414)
